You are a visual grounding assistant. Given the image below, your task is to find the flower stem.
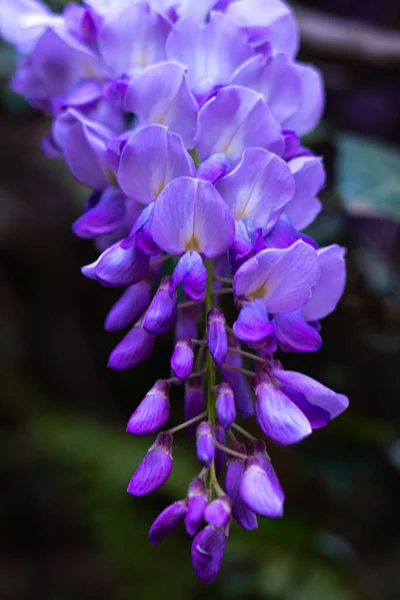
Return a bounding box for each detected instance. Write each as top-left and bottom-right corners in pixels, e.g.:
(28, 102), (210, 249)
(231, 422), (256, 441)
(215, 440), (248, 460)
(222, 364), (256, 378)
(205, 259), (217, 487)
(227, 346), (266, 364)
(167, 411), (208, 435)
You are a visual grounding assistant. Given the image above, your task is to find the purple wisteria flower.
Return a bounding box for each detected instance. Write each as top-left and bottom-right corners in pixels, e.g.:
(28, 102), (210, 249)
(1, 0), (349, 583)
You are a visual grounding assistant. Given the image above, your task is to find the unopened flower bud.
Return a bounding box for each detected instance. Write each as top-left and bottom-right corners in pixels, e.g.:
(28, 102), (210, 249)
(207, 308), (228, 367)
(216, 382), (236, 430)
(142, 276), (177, 335)
(171, 337), (194, 380)
(196, 422), (214, 468)
(128, 432), (173, 497)
(204, 496), (231, 527)
(126, 380), (170, 435)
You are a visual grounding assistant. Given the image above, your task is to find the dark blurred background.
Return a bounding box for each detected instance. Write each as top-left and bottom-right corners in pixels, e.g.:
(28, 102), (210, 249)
(1, 1), (400, 598)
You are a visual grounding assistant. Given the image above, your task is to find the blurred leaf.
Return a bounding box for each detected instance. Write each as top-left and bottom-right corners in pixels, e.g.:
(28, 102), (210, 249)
(337, 133), (400, 222)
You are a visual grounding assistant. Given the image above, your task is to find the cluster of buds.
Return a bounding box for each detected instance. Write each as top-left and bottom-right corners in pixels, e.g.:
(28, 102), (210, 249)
(2, 0), (349, 583)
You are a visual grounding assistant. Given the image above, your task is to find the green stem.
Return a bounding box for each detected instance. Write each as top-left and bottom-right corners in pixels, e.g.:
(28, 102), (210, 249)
(205, 259), (217, 487)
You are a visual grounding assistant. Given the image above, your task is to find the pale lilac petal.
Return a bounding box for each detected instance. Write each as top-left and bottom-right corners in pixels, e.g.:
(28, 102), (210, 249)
(240, 457), (284, 517)
(123, 62), (198, 148)
(272, 369), (349, 419)
(233, 300), (274, 344)
(72, 188), (127, 239)
(171, 252), (207, 301)
(284, 64), (325, 136)
(285, 156), (325, 230)
(303, 245), (346, 322)
(280, 386), (330, 430)
(150, 177), (235, 257)
(0, 0), (62, 53)
(177, 0), (216, 22)
(108, 326), (155, 371)
(274, 310), (322, 352)
(226, 0), (299, 57)
(192, 526), (227, 584)
(231, 53), (302, 125)
(229, 221), (254, 269)
(104, 281), (151, 332)
(264, 213), (302, 249)
(82, 241), (149, 287)
(166, 13), (253, 101)
(118, 125), (194, 205)
(127, 432), (172, 496)
(195, 86), (283, 165)
(98, 2), (171, 75)
(127, 380), (170, 435)
(149, 500), (187, 545)
(233, 240), (320, 313)
(255, 381), (312, 445)
(216, 147), (294, 231)
(61, 110), (114, 190)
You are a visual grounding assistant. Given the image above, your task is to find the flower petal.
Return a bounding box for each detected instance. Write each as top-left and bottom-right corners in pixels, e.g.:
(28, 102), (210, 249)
(104, 281), (151, 332)
(149, 500), (187, 545)
(302, 245), (346, 321)
(255, 381), (312, 445)
(274, 310), (322, 352)
(195, 85), (283, 166)
(150, 177), (235, 258)
(233, 300), (274, 344)
(191, 526), (227, 583)
(118, 125), (194, 204)
(108, 326), (155, 371)
(240, 457), (284, 517)
(127, 432), (173, 496)
(127, 380), (170, 435)
(166, 12), (253, 101)
(233, 239), (320, 313)
(123, 61), (198, 147)
(216, 147), (294, 232)
(272, 369), (349, 419)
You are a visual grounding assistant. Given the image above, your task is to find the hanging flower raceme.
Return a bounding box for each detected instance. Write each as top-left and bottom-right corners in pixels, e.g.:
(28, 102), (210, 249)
(2, 0), (349, 583)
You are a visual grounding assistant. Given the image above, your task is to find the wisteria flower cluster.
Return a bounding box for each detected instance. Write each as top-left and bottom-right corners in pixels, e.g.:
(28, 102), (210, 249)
(2, 0), (349, 583)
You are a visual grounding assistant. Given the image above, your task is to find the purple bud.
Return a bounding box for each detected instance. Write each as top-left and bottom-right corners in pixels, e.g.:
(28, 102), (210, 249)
(127, 432), (173, 497)
(126, 380), (170, 436)
(216, 383), (236, 430)
(191, 526), (227, 584)
(142, 276), (177, 335)
(184, 376), (204, 439)
(204, 496), (231, 528)
(239, 456), (284, 518)
(186, 477), (208, 536)
(171, 337), (194, 380)
(214, 425), (226, 477)
(149, 500), (187, 546)
(207, 308), (228, 367)
(108, 326), (155, 371)
(196, 422), (215, 468)
(104, 282), (151, 332)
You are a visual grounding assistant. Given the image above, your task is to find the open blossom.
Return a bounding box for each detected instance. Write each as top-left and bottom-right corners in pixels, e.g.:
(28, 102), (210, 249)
(2, 0), (349, 583)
